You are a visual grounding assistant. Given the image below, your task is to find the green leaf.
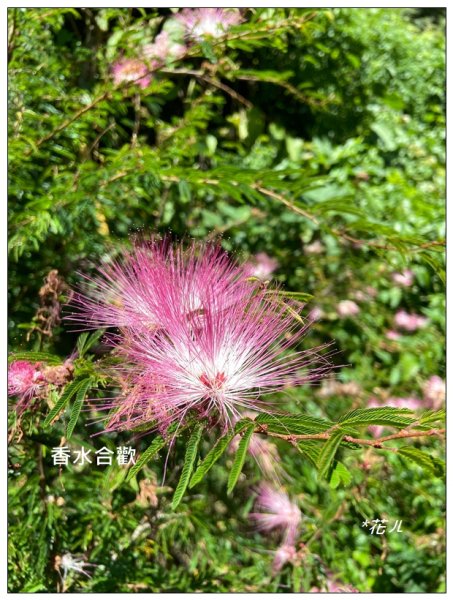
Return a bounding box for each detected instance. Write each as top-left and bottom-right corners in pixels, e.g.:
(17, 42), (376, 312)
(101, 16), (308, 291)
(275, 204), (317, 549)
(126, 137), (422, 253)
(9, 351), (61, 365)
(419, 409), (445, 425)
(171, 423), (204, 509)
(264, 289), (314, 302)
(255, 413), (335, 435)
(297, 440), (322, 466)
(317, 431), (344, 479)
(190, 420), (252, 488)
(43, 379), (85, 427)
(329, 461), (352, 489)
(66, 378), (92, 439)
(125, 435), (168, 483)
(398, 446), (445, 478)
(199, 40), (217, 63)
(227, 423), (255, 494)
(76, 329), (105, 357)
(339, 407), (416, 428)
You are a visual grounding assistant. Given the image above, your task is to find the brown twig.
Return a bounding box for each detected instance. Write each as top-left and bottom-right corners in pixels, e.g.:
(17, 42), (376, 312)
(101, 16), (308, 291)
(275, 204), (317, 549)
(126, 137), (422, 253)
(131, 93), (141, 147)
(232, 72), (334, 108)
(253, 184), (445, 253)
(257, 426), (445, 452)
(27, 90), (112, 153)
(160, 67), (253, 108)
(251, 184), (320, 225)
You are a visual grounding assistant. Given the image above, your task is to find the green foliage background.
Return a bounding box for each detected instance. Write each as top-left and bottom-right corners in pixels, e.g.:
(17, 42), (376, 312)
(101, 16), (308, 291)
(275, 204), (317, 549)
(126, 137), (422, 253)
(8, 7), (445, 592)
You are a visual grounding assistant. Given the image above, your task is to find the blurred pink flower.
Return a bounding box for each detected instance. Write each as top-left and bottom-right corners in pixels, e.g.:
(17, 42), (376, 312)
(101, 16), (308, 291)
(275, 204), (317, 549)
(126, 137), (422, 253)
(175, 8), (242, 40)
(318, 378), (361, 398)
(8, 359), (74, 417)
(244, 252), (279, 281)
(250, 484), (302, 544)
(385, 329), (401, 341)
(394, 310), (428, 331)
(423, 375), (445, 410)
(308, 307), (324, 322)
(229, 411), (283, 480)
(272, 543), (297, 573)
(111, 58), (152, 88)
(304, 240), (324, 255)
(353, 287), (377, 302)
(8, 360), (46, 414)
(392, 269), (414, 287)
(143, 31), (186, 64)
(389, 396), (423, 411)
(230, 430), (282, 481)
(365, 286), (378, 298)
(367, 396), (423, 437)
(336, 300), (360, 318)
(353, 290), (367, 301)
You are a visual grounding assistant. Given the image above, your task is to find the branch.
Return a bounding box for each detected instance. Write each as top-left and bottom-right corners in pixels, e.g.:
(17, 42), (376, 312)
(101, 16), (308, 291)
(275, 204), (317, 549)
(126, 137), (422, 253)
(25, 61), (166, 154)
(253, 184), (445, 254)
(231, 72), (334, 108)
(26, 90), (112, 154)
(252, 184), (320, 225)
(160, 67), (253, 108)
(256, 425), (445, 452)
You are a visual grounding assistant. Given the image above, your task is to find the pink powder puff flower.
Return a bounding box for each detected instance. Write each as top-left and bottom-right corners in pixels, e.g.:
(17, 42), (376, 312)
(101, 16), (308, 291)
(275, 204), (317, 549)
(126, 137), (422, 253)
(8, 360), (46, 414)
(394, 310), (428, 332)
(143, 31), (186, 65)
(244, 252), (279, 281)
(318, 378), (361, 398)
(250, 484), (302, 545)
(392, 269), (414, 287)
(353, 290), (367, 301)
(336, 300), (360, 318)
(9, 359), (74, 416)
(110, 283), (330, 433)
(69, 238), (331, 434)
(272, 543), (297, 573)
(111, 58), (152, 89)
(174, 8), (242, 41)
(423, 375), (445, 410)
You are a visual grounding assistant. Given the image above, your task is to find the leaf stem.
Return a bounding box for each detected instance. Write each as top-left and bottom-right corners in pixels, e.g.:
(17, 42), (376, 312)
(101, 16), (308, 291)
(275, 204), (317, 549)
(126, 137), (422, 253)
(258, 427), (445, 451)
